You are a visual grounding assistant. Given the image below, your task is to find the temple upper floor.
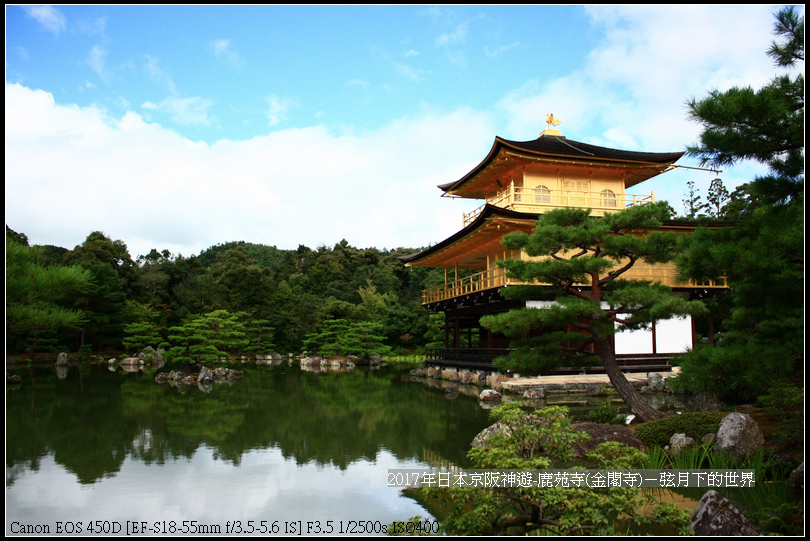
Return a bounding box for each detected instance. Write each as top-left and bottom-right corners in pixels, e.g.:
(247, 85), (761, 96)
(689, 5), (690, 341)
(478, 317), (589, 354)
(439, 130), (683, 225)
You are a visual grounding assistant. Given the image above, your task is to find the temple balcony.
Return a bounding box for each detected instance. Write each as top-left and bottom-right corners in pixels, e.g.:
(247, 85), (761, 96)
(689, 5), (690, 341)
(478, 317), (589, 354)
(462, 186), (655, 227)
(421, 263), (728, 305)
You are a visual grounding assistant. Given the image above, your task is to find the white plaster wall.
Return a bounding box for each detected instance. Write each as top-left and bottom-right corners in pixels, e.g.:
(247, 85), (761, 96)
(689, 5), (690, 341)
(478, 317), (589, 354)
(614, 315), (692, 354)
(525, 301), (693, 355)
(654, 315), (693, 354)
(614, 324), (654, 355)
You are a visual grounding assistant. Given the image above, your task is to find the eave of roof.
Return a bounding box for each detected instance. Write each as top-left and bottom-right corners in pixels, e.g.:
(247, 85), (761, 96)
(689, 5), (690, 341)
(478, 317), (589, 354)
(440, 134), (685, 196)
(399, 205), (539, 267)
(399, 207), (729, 267)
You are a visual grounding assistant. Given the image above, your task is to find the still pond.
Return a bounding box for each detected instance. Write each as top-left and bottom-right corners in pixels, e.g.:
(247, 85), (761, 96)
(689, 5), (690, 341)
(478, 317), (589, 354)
(7, 361), (504, 535)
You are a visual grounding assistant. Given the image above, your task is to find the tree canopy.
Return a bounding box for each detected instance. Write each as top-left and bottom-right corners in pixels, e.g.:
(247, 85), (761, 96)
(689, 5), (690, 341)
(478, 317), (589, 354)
(6, 237), (92, 355)
(686, 6), (803, 208)
(481, 202), (704, 421)
(675, 6), (804, 400)
(5, 230), (436, 359)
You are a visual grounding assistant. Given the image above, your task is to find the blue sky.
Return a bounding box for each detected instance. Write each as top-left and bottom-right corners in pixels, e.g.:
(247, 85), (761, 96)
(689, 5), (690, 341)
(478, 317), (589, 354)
(6, 5), (800, 259)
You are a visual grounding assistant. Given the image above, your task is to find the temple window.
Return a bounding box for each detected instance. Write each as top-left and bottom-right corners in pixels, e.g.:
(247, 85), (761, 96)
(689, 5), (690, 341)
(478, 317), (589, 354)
(601, 189), (617, 207)
(534, 185), (551, 204)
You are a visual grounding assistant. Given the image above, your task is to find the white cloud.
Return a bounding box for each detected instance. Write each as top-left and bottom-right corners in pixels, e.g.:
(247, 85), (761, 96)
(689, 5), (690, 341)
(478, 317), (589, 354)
(87, 45), (108, 80)
(435, 23), (467, 47)
(211, 39), (242, 66)
(344, 79), (369, 89)
(5, 83), (493, 259)
(372, 47), (427, 83)
(265, 94), (297, 127)
(435, 23), (469, 67)
(23, 5), (67, 35)
(143, 55), (178, 95)
(164, 96), (214, 126)
(5, 6), (785, 258)
(494, 5), (778, 208)
(484, 42), (519, 58)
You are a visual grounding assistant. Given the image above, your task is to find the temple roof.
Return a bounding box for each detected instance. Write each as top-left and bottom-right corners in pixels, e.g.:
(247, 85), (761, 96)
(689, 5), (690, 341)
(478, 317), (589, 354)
(399, 205), (538, 269)
(400, 203), (713, 268)
(440, 134), (685, 198)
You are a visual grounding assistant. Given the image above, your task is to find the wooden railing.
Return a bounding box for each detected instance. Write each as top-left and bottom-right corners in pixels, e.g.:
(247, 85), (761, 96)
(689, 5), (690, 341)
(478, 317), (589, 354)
(422, 263), (728, 304)
(422, 267), (511, 304)
(462, 187), (654, 226)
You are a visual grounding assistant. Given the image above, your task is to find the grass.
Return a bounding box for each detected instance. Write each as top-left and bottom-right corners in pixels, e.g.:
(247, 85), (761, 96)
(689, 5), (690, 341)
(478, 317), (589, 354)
(382, 354), (426, 369)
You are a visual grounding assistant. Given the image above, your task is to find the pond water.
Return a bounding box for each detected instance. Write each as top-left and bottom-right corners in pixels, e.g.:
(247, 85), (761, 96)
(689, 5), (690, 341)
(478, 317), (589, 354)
(6, 362), (495, 536)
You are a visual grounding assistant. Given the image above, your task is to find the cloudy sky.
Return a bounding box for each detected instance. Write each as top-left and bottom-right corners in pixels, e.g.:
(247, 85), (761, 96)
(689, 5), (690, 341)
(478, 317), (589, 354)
(6, 5), (797, 259)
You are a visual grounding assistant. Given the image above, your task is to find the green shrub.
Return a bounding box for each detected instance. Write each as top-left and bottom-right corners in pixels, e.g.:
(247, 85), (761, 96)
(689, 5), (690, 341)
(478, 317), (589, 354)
(755, 380), (804, 443)
(634, 412), (726, 448)
(587, 401), (625, 425)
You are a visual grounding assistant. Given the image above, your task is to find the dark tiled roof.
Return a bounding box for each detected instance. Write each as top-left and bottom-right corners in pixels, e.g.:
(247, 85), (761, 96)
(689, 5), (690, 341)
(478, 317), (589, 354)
(440, 134), (684, 193)
(500, 135), (684, 164)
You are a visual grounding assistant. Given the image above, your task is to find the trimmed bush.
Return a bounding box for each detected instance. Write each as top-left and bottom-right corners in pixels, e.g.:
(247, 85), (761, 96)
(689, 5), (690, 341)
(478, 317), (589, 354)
(634, 412), (726, 448)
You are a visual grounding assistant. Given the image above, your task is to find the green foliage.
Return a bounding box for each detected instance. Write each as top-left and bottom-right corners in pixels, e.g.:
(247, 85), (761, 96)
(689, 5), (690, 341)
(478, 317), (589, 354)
(122, 321), (164, 353)
(472, 404), (588, 466)
(633, 412), (726, 448)
(5, 227), (445, 357)
(755, 381), (804, 443)
(340, 321), (392, 358)
(677, 7), (804, 400)
(6, 225), (29, 246)
(586, 402), (626, 425)
(238, 315), (276, 355)
(686, 7), (803, 205)
(6, 237), (92, 351)
(425, 404), (691, 536)
(303, 319), (391, 359)
(750, 502), (804, 536)
(650, 502), (694, 536)
(682, 180), (708, 219)
(77, 344), (94, 362)
(482, 203), (704, 369)
(674, 196), (803, 400)
(162, 310), (249, 364)
(585, 441), (647, 470)
(480, 203), (703, 421)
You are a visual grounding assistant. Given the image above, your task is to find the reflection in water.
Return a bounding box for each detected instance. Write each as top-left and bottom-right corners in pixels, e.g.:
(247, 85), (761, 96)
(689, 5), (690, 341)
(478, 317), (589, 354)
(6, 363), (492, 533)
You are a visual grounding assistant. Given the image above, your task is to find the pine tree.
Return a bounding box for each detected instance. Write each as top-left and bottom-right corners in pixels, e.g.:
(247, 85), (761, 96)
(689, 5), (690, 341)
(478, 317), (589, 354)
(686, 6), (803, 207)
(481, 203), (703, 422)
(681, 180), (708, 218)
(6, 237), (92, 355)
(676, 7), (804, 400)
(162, 310), (248, 365)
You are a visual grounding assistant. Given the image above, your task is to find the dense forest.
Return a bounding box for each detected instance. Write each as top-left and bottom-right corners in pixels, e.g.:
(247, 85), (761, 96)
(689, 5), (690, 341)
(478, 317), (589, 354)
(5, 230), (445, 358)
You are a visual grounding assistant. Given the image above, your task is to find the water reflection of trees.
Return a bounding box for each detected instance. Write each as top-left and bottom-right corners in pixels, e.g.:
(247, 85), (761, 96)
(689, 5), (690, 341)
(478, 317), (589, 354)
(6, 364), (491, 484)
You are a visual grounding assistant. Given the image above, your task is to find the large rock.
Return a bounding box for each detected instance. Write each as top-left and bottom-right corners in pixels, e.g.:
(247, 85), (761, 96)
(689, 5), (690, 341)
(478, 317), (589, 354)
(669, 433), (696, 455)
(647, 372), (666, 392)
(198, 366), (214, 383)
(691, 490), (759, 536)
(789, 463), (804, 489)
(690, 391), (724, 412)
(523, 388), (547, 399)
(470, 421), (512, 449)
(478, 389), (501, 402)
(714, 413), (764, 457)
(567, 422), (645, 458)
